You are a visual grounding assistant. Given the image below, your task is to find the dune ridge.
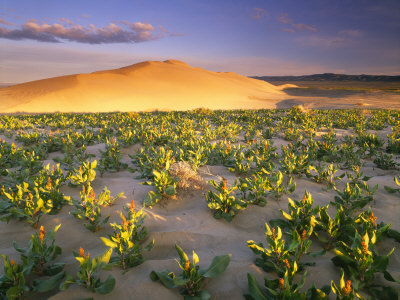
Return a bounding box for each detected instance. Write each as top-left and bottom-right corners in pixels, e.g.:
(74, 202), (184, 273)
(0, 60), (288, 113)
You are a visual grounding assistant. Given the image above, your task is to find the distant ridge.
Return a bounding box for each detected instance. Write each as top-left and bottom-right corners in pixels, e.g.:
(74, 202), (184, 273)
(252, 73), (400, 82)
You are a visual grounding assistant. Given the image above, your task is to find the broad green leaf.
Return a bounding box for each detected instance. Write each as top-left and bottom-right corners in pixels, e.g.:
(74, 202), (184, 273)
(202, 254), (231, 278)
(94, 275), (115, 294)
(246, 273), (267, 300)
(33, 271), (65, 292)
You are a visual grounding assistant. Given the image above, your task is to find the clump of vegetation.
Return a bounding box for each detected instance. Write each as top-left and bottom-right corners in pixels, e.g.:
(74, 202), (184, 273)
(101, 200), (154, 269)
(150, 244), (230, 299)
(61, 247), (115, 294)
(206, 178), (247, 221)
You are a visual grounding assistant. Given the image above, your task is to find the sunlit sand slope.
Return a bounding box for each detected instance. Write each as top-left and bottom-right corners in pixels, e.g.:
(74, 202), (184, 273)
(0, 60), (288, 113)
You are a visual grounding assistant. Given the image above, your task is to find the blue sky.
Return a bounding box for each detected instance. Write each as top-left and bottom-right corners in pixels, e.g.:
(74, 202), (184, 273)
(0, 0), (399, 83)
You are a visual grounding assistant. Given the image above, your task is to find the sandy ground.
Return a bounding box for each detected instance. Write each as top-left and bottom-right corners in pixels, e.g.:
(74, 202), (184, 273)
(0, 130), (399, 299)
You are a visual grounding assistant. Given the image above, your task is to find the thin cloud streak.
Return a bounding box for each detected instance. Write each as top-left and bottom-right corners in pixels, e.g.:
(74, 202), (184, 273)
(0, 18), (15, 26)
(278, 13), (317, 32)
(251, 8), (268, 19)
(0, 19), (169, 44)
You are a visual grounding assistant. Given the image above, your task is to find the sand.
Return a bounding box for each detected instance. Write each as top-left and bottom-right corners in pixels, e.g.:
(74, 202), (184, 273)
(0, 60), (289, 113)
(0, 131), (399, 299)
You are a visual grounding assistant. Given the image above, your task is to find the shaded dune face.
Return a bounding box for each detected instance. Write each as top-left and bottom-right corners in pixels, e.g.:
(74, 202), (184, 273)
(0, 60), (287, 113)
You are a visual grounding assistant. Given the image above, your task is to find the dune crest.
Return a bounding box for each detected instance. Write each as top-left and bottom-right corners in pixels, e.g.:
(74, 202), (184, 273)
(0, 60), (287, 113)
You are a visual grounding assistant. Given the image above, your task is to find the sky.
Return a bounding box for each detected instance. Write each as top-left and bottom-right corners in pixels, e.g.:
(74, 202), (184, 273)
(0, 0), (399, 83)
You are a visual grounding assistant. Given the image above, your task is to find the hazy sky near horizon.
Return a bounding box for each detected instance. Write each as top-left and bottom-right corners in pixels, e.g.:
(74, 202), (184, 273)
(1, 0), (399, 83)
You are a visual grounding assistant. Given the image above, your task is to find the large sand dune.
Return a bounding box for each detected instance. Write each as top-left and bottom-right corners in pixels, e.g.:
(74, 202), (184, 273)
(0, 60), (288, 113)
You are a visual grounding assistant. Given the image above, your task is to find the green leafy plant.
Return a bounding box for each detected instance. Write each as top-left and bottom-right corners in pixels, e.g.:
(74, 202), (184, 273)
(245, 270), (309, 300)
(150, 244), (231, 299)
(69, 160), (97, 189)
(373, 152), (398, 170)
(280, 145), (309, 177)
(384, 175), (400, 193)
(332, 183), (373, 215)
(229, 152), (254, 175)
(70, 185), (110, 232)
(270, 191), (319, 234)
(331, 269), (364, 300)
(0, 182), (52, 228)
(96, 186), (125, 207)
(306, 163), (344, 189)
(205, 178), (247, 221)
(332, 232), (397, 296)
(267, 171), (296, 199)
(248, 224), (315, 276)
(98, 137), (128, 176)
(142, 169), (178, 207)
(13, 225), (64, 277)
(60, 247), (115, 294)
(0, 256), (30, 300)
(101, 200), (154, 269)
(314, 206), (354, 250)
(237, 174), (270, 206)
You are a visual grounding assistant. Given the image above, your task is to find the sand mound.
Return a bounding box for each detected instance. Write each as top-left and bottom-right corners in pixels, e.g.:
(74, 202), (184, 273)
(0, 60), (288, 113)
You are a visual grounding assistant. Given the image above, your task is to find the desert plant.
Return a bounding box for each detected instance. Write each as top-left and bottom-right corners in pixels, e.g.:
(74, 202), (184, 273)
(331, 269), (364, 300)
(306, 163), (344, 189)
(0, 182), (52, 228)
(205, 178), (247, 221)
(70, 185), (110, 232)
(332, 183), (373, 215)
(101, 200), (154, 269)
(142, 169), (178, 207)
(96, 186), (125, 207)
(69, 160), (97, 189)
(13, 224), (64, 276)
(270, 191), (319, 234)
(237, 173), (270, 206)
(98, 137), (127, 176)
(373, 152), (398, 170)
(60, 247), (115, 294)
(268, 171), (296, 199)
(384, 175), (400, 193)
(0, 256), (30, 300)
(229, 151), (254, 175)
(280, 145), (309, 177)
(314, 206), (354, 250)
(332, 232), (397, 295)
(150, 244), (230, 299)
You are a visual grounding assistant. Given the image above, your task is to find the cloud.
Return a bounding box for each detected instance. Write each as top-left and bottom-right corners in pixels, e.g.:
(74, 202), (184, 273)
(280, 28), (295, 33)
(277, 13), (317, 33)
(292, 23), (317, 32)
(0, 18), (14, 26)
(277, 13), (293, 24)
(251, 7), (268, 19)
(296, 29), (364, 48)
(60, 18), (74, 26)
(296, 35), (348, 48)
(339, 29), (364, 38)
(158, 24), (184, 37)
(0, 19), (168, 44)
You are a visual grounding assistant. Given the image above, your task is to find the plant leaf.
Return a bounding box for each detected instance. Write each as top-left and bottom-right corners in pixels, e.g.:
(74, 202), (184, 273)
(202, 254), (231, 278)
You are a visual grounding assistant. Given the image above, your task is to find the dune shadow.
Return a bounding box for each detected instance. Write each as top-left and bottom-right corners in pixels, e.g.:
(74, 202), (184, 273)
(275, 99), (306, 109)
(283, 87), (367, 98)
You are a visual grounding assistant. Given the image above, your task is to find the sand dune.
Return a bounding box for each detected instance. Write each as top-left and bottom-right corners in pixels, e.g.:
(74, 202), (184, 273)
(0, 60), (288, 113)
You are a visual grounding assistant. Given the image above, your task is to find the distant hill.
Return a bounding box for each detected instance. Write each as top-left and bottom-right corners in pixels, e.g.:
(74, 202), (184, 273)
(0, 60), (288, 113)
(252, 73), (400, 82)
